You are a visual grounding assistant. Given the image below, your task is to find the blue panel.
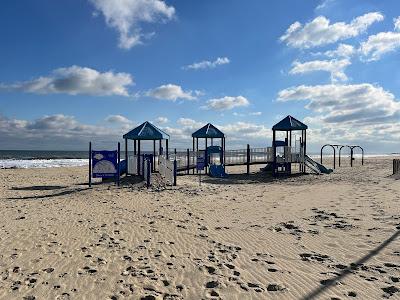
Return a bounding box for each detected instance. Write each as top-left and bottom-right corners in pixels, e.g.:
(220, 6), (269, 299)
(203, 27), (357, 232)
(92, 150), (117, 178)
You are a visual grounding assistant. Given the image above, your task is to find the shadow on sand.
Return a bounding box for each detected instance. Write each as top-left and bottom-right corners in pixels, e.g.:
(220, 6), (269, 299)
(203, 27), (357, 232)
(301, 228), (400, 299)
(7, 187), (89, 200)
(11, 185), (67, 191)
(75, 175), (145, 187)
(199, 172), (305, 185)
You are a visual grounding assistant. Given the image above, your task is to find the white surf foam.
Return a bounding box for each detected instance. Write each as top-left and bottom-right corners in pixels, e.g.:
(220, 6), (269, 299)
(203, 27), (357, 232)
(0, 159), (88, 169)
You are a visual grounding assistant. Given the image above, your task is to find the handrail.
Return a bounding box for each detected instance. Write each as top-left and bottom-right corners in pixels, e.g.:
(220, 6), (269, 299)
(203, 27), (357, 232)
(351, 145), (364, 166)
(339, 145), (351, 167)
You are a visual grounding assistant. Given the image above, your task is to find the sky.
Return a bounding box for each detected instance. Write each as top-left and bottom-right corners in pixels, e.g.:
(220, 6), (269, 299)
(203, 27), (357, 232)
(0, 0), (400, 153)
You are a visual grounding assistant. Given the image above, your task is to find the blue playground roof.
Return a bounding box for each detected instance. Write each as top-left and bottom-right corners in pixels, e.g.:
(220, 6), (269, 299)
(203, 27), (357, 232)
(192, 123), (225, 138)
(272, 115), (308, 131)
(123, 121), (170, 140)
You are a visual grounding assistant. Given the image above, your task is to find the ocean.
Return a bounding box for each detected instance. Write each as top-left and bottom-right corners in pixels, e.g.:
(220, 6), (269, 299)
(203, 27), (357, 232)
(0, 150), (89, 169)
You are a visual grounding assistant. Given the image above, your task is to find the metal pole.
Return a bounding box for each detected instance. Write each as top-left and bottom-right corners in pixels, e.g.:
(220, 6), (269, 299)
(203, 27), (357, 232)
(205, 138), (208, 174)
(333, 147), (336, 169)
(192, 137), (195, 174)
(117, 142), (120, 187)
(125, 138), (128, 175)
(153, 140), (156, 172)
(196, 138), (199, 174)
(173, 159), (177, 186)
(350, 147), (354, 167)
(303, 130), (307, 174)
(166, 139), (169, 159)
(247, 144), (250, 175)
(273, 130), (276, 177)
(89, 142), (92, 187)
(187, 148), (190, 175)
(137, 140), (141, 175)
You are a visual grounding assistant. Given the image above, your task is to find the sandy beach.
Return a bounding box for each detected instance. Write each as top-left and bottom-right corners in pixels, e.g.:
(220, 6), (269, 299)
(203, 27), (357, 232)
(0, 157), (399, 300)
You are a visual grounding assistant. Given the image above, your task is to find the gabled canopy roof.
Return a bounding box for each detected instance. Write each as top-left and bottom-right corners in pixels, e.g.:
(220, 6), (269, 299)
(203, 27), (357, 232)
(123, 121), (169, 140)
(192, 123), (224, 138)
(272, 115), (308, 131)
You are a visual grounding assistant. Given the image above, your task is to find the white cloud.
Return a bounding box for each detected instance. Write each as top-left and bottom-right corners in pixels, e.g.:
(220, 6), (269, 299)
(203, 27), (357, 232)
(105, 114), (132, 124)
(315, 0), (335, 11)
(233, 111), (262, 117)
(0, 66), (133, 96)
(0, 114), (124, 149)
(203, 96), (250, 111)
(183, 57), (230, 70)
(176, 118), (202, 128)
(280, 12), (384, 48)
(154, 116), (168, 124)
(277, 84), (400, 148)
(324, 43), (355, 58)
(278, 83), (400, 125)
(394, 16), (400, 31)
(360, 31), (400, 61)
(90, 0), (175, 49)
(289, 59), (351, 82)
(146, 84), (197, 101)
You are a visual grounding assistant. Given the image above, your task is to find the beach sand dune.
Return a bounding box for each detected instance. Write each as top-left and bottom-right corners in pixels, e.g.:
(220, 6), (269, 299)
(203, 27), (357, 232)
(0, 158), (399, 299)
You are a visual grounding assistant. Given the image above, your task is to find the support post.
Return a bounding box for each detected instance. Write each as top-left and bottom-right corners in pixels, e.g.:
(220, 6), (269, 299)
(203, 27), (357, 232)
(173, 159), (177, 186)
(117, 142), (120, 187)
(246, 144), (250, 175)
(125, 138), (128, 174)
(193, 137), (195, 174)
(187, 148), (190, 175)
(303, 130), (307, 174)
(146, 158), (151, 188)
(196, 138), (199, 174)
(166, 139), (169, 159)
(137, 140), (141, 175)
(273, 130), (276, 177)
(88, 142), (92, 187)
(134, 140), (137, 155)
(222, 137), (225, 164)
(153, 140), (156, 172)
(350, 147), (354, 167)
(205, 138), (208, 174)
(333, 147), (336, 169)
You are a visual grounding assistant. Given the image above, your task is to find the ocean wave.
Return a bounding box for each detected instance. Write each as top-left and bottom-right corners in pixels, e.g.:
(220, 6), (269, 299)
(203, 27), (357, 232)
(0, 159), (88, 169)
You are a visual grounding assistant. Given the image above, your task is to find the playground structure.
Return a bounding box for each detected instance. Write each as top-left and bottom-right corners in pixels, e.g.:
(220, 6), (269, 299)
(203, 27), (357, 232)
(320, 144), (364, 168)
(123, 121), (170, 175)
(123, 121), (177, 186)
(271, 115), (307, 176)
(88, 142), (123, 187)
(90, 115), (362, 187)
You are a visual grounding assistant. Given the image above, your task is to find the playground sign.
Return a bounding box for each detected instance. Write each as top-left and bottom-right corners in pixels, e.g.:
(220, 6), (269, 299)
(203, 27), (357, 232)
(196, 154), (205, 171)
(92, 150), (118, 178)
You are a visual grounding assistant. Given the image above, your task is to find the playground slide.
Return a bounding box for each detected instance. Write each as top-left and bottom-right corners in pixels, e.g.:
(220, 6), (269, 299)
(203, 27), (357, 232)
(304, 155), (333, 174)
(260, 163), (273, 172)
(119, 160), (127, 175)
(209, 164), (228, 178)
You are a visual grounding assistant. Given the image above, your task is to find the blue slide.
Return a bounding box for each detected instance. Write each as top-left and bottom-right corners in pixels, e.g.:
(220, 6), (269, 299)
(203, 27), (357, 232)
(209, 164), (228, 178)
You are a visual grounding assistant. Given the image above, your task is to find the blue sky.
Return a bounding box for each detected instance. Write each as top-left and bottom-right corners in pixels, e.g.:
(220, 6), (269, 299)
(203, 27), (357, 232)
(0, 0), (399, 152)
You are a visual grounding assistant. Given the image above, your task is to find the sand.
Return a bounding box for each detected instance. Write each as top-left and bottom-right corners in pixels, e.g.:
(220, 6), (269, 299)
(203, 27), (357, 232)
(0, 157), (399, 300)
